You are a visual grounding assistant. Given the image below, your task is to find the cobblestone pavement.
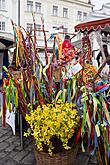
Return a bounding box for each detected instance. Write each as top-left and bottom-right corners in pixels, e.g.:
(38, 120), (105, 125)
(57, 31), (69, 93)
(0, 118), (36, 165)
(0, 117), (98, 165)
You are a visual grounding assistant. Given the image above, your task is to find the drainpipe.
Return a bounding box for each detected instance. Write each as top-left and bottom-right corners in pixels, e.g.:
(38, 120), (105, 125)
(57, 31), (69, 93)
(18, 0), (20, 26)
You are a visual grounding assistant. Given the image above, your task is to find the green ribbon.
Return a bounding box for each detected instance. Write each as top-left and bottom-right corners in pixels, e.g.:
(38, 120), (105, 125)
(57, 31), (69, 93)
(81, 100), (87, 134)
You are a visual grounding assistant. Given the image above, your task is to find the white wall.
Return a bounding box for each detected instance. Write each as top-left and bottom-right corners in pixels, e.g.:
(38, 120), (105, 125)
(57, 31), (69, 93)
(0, 0), (93, 47)
(0, 53), (3, 79)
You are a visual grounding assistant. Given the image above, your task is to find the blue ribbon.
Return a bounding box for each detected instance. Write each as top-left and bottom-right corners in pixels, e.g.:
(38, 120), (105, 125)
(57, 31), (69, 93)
(67, 80), (71, 103)
(36, 64), (40, 80)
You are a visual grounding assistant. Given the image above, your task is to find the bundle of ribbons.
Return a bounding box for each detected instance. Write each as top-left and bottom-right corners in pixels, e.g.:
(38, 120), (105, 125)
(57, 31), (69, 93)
(1, 16), (110, 164)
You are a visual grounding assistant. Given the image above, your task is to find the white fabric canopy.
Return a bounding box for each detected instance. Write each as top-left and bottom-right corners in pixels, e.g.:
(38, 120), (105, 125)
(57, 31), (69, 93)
(0, 42), (5, 49)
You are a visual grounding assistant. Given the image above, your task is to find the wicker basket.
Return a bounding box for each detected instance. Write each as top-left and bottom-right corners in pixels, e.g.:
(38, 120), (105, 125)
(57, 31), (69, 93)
(34, 144), (79, 165)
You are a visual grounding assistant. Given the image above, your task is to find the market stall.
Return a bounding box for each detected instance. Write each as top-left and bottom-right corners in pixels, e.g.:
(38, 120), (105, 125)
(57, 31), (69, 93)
(75, 17), (110, 165)
(75, 17), (110, 66)
(1, 15), (110, 165)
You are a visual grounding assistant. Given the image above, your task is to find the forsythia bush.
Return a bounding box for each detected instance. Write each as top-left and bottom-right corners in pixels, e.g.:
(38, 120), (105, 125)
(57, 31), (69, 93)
(24, 100), (80, 155)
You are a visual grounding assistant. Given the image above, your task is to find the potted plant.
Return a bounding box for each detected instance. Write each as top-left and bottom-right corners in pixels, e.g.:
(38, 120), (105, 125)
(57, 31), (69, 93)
(24, 99), (80, 165)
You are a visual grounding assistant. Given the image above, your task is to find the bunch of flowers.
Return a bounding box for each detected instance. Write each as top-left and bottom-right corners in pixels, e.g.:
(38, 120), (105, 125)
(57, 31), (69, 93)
(24, 100), (80, 155)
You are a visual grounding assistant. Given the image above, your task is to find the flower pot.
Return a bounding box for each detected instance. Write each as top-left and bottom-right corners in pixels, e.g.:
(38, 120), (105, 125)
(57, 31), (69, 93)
(34, 144), (79, 165)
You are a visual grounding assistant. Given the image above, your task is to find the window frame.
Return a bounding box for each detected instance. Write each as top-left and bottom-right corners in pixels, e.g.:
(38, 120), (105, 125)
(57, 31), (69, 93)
(0, 21), (5, 31)
(77, 11), (82, 21)
(35, 2), (41, 13)
(53, 5), (58, 16)
(27, 0), (33, 12)
(0, 0), (6, 10)
(63, 8), (68, 18)
(83, 12), (87, 20)
(26, 23), (33, 34)
(2, 21), (5, 31)
(36, 24), (41, 36)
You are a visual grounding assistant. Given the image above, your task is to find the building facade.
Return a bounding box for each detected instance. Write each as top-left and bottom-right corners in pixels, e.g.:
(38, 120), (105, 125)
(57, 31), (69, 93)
(0, 0), (93, 48)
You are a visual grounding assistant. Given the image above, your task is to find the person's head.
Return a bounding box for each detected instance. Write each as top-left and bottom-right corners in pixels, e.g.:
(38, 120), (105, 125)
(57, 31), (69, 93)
(103, 44), (109, 58)
(65, 35), (71, 42)
(103, 44), (108, 52)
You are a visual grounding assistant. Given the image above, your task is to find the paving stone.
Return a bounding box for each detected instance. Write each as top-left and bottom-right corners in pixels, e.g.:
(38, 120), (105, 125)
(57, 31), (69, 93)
(6, 131), (13, 136)
(13, 139), (21, 146)
(12, 143), (20, 149)
(21, 152), (36, 165)
(75, 152), (90, 165)
(5, 145), (16, 152)
(0, 128), (9, 135)
(4, 158), (18, 165)
(0, 160), (5, 165)
(23, 138), (32, 146)
(24, 144), (33, 152)
(14, 150), (29, 162)
(0, 133), (3, 138)
(0, 156), (8, 164)
(0, 142), (9, 151)
(0, 151), (8, 159)
(6, 136), (20, 143)
(15, 146), (23, 152)
(7, 150), (18, 158)
(0, 135), (12, 142)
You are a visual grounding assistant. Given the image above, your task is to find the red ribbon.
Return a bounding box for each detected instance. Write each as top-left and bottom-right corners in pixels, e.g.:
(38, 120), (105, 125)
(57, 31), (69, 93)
(1, 91), (6, 127)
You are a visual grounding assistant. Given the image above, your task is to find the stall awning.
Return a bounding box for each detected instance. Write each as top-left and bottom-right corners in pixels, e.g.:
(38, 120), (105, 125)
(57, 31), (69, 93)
(75, 17), (110, 32)
(0, 38), (14, 47)
(0, 32), (15, 50)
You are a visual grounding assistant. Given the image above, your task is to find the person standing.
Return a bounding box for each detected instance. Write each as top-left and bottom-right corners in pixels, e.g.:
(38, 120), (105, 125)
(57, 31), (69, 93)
(62, 35), (75, 51)
(96, 44), (110, 67)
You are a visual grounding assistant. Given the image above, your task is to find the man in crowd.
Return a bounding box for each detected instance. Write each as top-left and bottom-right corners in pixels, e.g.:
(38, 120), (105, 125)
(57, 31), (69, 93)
(62, 35), (75, 51)
(96, 44), (110, 67)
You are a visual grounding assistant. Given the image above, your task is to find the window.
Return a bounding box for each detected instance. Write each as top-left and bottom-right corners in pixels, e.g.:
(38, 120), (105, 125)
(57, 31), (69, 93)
(36, 24), (41, 36)
(0, 0), (5, 10)
(35, 2), (41, 13)
(2, 21), (5, 30)
(63, 8), (68, 18)
(0, 21), (5, 31)
(77, 11), (82, 21)
(53, 5), (58, 16)
(27, 1), (33, 12)
(83, 12), (87, 20)
(27, 23), (33, 34)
